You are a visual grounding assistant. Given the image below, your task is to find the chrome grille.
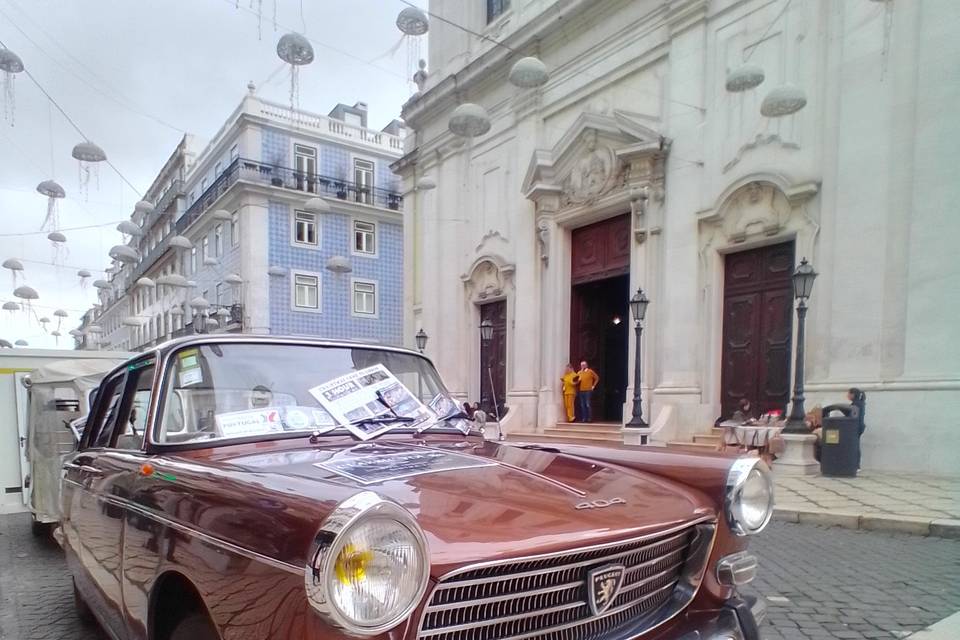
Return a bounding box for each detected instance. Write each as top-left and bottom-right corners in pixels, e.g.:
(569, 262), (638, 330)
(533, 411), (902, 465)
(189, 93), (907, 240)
(417, 523), (710, 640)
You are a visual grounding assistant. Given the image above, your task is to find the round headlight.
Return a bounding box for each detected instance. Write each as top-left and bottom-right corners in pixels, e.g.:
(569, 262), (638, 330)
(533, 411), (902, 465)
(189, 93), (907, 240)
(306, 492), (429, 636)
(725, 458), (774, 536)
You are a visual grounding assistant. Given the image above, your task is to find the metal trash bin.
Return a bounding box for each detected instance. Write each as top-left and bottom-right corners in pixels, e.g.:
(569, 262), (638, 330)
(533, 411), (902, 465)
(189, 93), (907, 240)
(819, 404), (860, 477)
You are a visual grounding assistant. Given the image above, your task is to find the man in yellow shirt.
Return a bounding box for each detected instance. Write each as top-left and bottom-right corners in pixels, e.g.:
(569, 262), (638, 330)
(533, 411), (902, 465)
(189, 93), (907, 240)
(576, 360), (599, 423)
(560, 364), (580, 422)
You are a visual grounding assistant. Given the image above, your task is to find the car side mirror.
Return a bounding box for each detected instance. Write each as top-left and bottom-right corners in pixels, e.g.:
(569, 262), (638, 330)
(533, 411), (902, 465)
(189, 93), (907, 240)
(64, 419), (84, 448)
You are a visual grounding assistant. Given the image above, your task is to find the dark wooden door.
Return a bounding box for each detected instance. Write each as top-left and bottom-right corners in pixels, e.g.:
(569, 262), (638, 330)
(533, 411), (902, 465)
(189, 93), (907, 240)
(720, 242), (794, 418)
(479, 300), (506, 418)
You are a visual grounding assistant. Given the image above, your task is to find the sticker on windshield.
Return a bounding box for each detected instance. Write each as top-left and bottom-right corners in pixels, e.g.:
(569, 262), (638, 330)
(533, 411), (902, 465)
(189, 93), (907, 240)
(179, 368), (202, 387)
(308, 364), (434, 441)
(215, 407), (284, 438)
(315, 446), (497, 485)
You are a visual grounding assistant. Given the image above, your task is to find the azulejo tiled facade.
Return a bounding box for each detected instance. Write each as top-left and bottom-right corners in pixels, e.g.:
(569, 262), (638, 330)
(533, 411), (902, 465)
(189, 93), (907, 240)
(82, 88), (405, 351)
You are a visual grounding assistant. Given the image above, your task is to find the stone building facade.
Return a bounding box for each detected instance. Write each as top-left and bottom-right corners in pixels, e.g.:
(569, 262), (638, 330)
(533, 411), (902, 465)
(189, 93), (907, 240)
(396, 0), (959, 473)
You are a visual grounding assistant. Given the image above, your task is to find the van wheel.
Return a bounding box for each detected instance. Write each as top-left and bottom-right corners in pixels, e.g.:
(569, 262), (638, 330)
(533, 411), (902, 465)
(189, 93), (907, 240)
(73, 578), (95, 625)
(169, 612), (219, 640)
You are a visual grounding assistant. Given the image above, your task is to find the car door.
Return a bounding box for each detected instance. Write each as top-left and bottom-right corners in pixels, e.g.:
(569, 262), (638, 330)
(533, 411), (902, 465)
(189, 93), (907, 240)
(62, 369), (128, 638)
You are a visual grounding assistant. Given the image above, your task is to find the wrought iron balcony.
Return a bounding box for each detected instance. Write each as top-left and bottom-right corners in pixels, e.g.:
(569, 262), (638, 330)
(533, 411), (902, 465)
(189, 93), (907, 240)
(176, 158), (403, 233)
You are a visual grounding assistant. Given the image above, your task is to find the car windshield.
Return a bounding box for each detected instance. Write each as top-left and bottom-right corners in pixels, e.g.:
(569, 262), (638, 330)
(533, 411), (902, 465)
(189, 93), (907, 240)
(156, 342), (462, 446)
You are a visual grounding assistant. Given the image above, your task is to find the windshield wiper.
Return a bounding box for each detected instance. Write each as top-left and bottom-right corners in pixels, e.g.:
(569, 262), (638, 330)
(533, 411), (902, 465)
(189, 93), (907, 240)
(419, 410), (475, 434)
(349, 415), (416, 427)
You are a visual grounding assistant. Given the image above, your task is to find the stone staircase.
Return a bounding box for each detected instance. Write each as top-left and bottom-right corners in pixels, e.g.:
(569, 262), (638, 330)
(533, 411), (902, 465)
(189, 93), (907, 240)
(665, 427), (724, 452)
(510, 422), (623, 444)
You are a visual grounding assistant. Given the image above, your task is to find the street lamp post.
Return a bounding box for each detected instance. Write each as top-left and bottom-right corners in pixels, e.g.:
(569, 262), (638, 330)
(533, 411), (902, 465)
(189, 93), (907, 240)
(479, 318), (503, 439)
(784, 258), (818, 434)
(626, 288), (650, 442)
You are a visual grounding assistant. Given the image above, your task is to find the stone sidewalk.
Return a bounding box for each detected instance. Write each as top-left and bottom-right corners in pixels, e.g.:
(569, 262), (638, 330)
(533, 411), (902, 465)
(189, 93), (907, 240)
(773, 471), (960, 538)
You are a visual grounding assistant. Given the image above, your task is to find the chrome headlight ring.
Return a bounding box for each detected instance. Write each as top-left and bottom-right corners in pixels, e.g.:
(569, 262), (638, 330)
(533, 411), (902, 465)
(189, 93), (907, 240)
(305, 491), (430, 637)
(724, 457), (775, 536)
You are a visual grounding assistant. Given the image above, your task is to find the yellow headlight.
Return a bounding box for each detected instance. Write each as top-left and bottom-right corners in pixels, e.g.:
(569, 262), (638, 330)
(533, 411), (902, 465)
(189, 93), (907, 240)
(334, 543), (374, 584)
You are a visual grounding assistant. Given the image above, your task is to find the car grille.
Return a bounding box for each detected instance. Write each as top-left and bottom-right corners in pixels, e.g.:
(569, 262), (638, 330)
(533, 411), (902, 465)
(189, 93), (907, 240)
(416, 523), (706, 640)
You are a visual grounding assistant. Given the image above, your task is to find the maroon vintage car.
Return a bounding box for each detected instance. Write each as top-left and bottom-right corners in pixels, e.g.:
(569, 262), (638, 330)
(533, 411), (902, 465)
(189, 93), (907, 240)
(60, 335), (772, 640)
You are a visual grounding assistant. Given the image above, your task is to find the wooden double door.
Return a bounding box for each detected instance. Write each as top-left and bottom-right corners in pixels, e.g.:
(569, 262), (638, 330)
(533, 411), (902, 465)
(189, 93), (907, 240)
(720, 242), (795, 419)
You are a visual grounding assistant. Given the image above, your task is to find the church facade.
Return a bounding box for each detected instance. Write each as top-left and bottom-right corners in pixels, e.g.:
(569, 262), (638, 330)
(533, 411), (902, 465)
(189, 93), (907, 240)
(395, 0), (959, 474)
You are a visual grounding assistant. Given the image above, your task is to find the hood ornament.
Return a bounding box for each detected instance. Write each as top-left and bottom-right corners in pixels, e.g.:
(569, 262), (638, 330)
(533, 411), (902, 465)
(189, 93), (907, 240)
(575, 497), (626, 510)
(586, 563), (625, 615)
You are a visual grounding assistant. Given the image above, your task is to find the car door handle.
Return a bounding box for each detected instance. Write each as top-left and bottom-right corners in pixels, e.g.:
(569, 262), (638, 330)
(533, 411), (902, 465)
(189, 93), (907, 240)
(78, 465), (103, 476)
(64, 462), (83, 472)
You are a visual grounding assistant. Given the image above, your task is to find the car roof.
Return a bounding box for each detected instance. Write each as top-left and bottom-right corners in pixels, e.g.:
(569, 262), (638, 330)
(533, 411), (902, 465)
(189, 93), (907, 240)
(145, 333), (421, 359)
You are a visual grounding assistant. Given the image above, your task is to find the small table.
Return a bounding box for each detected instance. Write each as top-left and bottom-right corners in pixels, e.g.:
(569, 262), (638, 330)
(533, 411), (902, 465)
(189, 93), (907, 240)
(718, 421), (785, 463)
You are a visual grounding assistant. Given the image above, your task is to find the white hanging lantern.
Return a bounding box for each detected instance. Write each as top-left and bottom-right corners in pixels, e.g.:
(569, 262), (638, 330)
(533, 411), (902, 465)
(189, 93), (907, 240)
(416, 176), (437, 191)
(72, 141), (107, 197)
(211, 209), (232, 221)
(92, 279), (111, 290)
(449, 103), (491, 138)
(37, 180), (66, 232)
(77, 269), (91, 278)
(54, 309), (68, 318)
(267, 266), (286, 277)
(134, 200), (155, 220)
(304, 197), (330, 214)
(186, 280), (198, 289)
(761, 84), (807, 117)
(51, 330), (61, 338)
(14, 339), (28, 347)
(86, 324), (103, 334)
(169, 305), (184, 316)
(224, 273), (243, 285)
(168, 235), (193, 250)
(203, 256), (219, 267)
(122, 316), (144, 327)
(215, 307), (232, 319)
(0, 47), (24, 124)
(109, 245), (139, 264)
(39, 316), (50, 324)
(2, 301), (19, 311)
(277, 32), (314, 113)
(509, 57), (549, 88)
(136, 277), (156, 288)
(725, 64), (765, 92)
(0, 339), (12, 348)
(68, 329), (82, 337)
(13, 285), (38, 300)
(117, 220), (142, 237)
(47, 231), (66, 243)
(396, 7), (429, 35)
(325, 255), (352, 274)
(3, 258), (24, 287)
(205, 318), (220, 330)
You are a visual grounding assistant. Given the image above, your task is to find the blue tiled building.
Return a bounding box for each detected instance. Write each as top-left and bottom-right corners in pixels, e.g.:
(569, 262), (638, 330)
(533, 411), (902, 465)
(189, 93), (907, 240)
(85, 88), (406, 351)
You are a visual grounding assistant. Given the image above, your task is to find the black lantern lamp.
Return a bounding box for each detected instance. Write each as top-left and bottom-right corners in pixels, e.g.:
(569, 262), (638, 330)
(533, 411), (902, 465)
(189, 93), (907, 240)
(479, 318), (494, 342)
(626, 288), (650, 436)
(415, 328), (428, 353)
(784, 258), (818, 433)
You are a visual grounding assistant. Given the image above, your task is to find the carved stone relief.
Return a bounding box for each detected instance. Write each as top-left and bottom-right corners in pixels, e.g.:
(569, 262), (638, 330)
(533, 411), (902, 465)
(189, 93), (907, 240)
(560, 132), (620, 207)
(462, 257), (515, 302)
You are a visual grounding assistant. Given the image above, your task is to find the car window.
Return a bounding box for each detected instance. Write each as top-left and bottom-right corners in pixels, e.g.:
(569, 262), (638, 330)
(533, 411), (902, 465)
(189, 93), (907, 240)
(112, 362), (156, 451)
(88, 375), (126, 449)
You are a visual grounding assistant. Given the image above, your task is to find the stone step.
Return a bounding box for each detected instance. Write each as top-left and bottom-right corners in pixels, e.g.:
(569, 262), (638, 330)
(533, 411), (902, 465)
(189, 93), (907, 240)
(555, 422), (622, 433)
(666, 441), (717, 452)
(510, 431), (623, 445)
(543, 427), (622, 441)
(693, 434), (721, 444)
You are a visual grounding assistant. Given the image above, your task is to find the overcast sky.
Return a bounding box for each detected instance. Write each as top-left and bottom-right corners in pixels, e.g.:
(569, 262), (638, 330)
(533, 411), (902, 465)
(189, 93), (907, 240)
(0, 0), (423, 349)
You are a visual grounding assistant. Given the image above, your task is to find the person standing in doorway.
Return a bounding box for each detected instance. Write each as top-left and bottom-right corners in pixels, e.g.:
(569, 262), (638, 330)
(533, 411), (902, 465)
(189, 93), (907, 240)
(576, 360), (599, 423)
(560, 364), (580, 422)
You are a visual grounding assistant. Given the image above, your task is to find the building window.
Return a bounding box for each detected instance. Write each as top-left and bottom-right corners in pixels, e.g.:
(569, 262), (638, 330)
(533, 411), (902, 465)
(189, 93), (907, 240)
(200, 177), (207, 192)
(190, 246), (197, 273)
(353, 158), (374, 204)
(352, 279), (377, 317)
(201, 236), (210, 262)
(215, 282), (224, 306)
(353, 220), (377, 255)
(214, 161), (222, 178)
(487, 0), (510, 23)
(215, 224), (223, 257)
(294, 144), (317, 193)
(231, 212), (240, 246)
(292, 271), (320, 311)
(230, 143), (239, 161)
(188, 190), (196, 204)
(293, 211), (319, 246)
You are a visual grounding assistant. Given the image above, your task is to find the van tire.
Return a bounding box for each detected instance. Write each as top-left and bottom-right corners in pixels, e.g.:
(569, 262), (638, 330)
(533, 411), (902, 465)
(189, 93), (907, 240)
(73, 578), (95, 625)
(31, 519), (49, 538)
(169, 612), (219, 640)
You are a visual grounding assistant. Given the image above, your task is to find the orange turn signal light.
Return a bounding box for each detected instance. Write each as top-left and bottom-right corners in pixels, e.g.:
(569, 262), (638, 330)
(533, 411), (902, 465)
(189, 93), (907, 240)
(140, 463), (154, 477)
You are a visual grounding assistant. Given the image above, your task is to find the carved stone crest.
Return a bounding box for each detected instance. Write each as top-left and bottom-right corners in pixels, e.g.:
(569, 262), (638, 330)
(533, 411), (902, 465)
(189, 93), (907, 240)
(561, 132), (617, 206)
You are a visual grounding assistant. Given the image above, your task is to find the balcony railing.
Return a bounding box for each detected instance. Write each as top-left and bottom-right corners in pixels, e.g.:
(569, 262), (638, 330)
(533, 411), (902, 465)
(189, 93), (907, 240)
(176, 158), (403, 233)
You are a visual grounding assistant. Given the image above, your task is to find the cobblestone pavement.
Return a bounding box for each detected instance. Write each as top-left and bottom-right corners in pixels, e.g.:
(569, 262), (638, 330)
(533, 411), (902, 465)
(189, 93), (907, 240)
(1, 513), (957, 640)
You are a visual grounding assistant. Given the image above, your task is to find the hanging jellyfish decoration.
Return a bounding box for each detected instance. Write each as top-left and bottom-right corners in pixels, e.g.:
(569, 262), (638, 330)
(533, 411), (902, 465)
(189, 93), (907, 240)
(37, 180), (66, 232)
(0, 47), (23, 125)
(2, 301), (19, 314)
(38, 316), (50, 332)
(2, 258), (24, 287)
(13, 285), (38, 320)
(117, 220), (142, 241)
(50, 330), (61, 344)
(276, 33), (314, 115)
(396, 7), (429, 90)
(77, 268), (91, 289)
(47, 231), (67, 265)
(54, 308), (68, 333)
(71, 141), (107, 200)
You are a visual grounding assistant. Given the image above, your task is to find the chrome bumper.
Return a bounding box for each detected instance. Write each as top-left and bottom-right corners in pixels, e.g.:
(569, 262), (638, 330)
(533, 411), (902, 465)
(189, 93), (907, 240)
(675, 594), (766, 640)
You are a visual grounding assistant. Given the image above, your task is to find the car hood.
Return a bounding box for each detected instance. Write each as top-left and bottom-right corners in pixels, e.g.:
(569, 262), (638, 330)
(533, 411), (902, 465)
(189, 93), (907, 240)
(213, 437), (716, 573)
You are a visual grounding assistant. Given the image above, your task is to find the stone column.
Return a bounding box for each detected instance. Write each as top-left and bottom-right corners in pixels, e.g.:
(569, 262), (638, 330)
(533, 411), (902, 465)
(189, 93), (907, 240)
(240, 192), (270, 334)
